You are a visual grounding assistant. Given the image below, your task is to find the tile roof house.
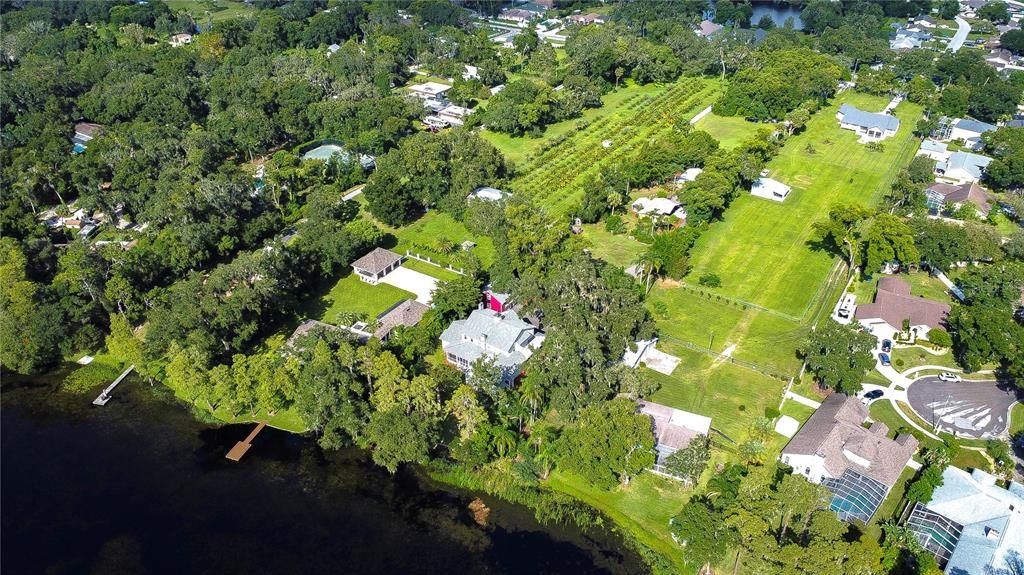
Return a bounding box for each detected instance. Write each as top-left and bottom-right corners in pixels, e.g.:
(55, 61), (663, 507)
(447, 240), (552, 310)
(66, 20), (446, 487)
(440, 308), (544, 385)
(169, 33), (193, 47)
(907, 466), (1024, 574)
(638, 400), (712, 481)
(72, 121), (103, 152)
(837, 104), (900, 142)
(781, 394), (919, 523)
(351, 247), (403, 285)
(695, 19), (723, 38)
(855, 276), (951, 335)
(374, 299), (428, 341)
(751, 177), (792, 202)
(926, 181), (994, 217)
(935, 151), (993, 184)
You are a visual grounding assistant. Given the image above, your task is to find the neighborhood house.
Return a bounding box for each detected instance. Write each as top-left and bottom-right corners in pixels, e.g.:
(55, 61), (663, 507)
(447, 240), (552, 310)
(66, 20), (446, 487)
(926, 181), (993, 217)
(947, 118), (997, 149)
(695, 19), (723, 38)
(408, 82), (452, 110)
(836, 104), (900, 142)
(351, 247), (403, 285)
(750, 177), (791, 202)
(72, 121), (103, 153)
(906, 466), (1024, 574)
(917, 139), (951, 163)
(781, 394), (918, 523)
(638, 400), (712, 481)
(374, 299), (429, 341)
(440, 308), (544, 385)
(935, 151), (992, 184)
(470, 186), (506, 202)
(855, 276), (951, 338)
(169, 33), (192, 47)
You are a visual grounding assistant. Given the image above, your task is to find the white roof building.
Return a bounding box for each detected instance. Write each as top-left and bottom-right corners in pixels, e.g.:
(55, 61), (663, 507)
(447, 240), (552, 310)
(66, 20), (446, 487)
(674, 167), (703, 185)
(907, 467), (1024, 574)
(631, 197), (685, 218)
(751, 177), (792, 202)
(440, 308), (544, 385)
(408, 82), (452, 100)
(469, 186), (506, 201)
(935, 151), (993, 184)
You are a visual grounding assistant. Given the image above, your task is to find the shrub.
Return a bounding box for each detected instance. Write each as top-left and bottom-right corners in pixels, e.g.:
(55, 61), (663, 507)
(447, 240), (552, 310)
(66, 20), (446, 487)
(764, 407), (781, 420)
(63, 360), (123, 393)
(894, 358), (906, 368)
(699, 273), (722, 288)
(927, 328), (953, 348)
(604, 214), (626, 234)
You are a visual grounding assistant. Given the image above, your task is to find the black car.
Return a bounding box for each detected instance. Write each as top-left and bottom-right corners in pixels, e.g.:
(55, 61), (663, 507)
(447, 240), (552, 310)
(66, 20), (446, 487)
(881, 339), (893, 353)
(864, 390), (884, 401)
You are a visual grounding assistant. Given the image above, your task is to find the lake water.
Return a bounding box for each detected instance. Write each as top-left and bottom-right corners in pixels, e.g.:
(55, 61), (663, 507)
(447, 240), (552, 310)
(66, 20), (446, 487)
(750, 1), (804, 30)
(1, 372), (645, 575)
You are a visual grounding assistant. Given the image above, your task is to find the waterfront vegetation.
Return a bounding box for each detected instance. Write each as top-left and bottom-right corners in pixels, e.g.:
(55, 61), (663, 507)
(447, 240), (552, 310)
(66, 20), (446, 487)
(7, 2), (1024, 574)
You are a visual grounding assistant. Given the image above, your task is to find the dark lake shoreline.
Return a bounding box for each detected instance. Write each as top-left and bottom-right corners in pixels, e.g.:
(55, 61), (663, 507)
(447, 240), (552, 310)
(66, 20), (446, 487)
(1, 370), (646, 575)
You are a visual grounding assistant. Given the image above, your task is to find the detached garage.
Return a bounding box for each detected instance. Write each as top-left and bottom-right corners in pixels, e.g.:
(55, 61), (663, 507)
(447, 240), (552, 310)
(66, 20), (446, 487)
(751, 177), (792, 202)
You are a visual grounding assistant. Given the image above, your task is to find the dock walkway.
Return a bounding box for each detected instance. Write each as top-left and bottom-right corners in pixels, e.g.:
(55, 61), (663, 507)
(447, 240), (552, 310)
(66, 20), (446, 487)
(92, 365), (135, 406)
(226, 422), (267, 462)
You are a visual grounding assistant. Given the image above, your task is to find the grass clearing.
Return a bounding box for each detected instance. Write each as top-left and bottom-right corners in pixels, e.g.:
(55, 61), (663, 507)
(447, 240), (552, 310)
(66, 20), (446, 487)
(165, 0), (255, 23)
(547, 471), (694, 575)
(693, 113), (762, 148)
(402, 258), (461, 281)
(580, 223), (647, 268)
(1011, 403), (1024, 437)
(319, 272), (415, 323)
(685, 93), (923, 317)
(642, 354), (787, 440)
(372, 210), (495, 269)
(874, 466), (916, 523)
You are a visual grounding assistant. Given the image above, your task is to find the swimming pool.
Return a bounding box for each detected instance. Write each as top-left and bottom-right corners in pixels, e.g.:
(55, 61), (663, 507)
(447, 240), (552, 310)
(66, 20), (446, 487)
(72, 142), (87, 154)
(301, 144), (344, 161)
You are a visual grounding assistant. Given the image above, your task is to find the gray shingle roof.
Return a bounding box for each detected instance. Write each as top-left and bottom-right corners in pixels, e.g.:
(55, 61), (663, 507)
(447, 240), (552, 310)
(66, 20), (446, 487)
(375, 299), (428, 339)
(441, 308), (536, 354)
(838, 104), (901, 132)
(782, 394), (918, 488)
(351, 247), (402, 275)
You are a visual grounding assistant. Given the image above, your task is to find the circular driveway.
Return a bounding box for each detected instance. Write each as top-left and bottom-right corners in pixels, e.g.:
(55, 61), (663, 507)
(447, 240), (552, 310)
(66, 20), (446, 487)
(907, 377), (1022, 439)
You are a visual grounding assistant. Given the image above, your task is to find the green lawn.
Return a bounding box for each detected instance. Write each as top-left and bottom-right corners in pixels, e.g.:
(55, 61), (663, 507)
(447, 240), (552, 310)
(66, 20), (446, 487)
(319, 272), (415, 323)
(165, 0), (256, 23)
(952, 448), (992, 473)
(780, 399), (816, 424)
(874, 466), (916, 524)
(481, 80), (668, 165)
(374, 211), (495, 269)
(547, 472), (695, 575)
(402, 258), (461, 281)
(642, 351), (787, 440)
(693, 113), (763, 148)
(1012, 403), (1024, 437)
(851, 272), (953, 308)
(686, 93), (923, 317)
(580, 223), (647, 268)
(890, 346), (953, 372)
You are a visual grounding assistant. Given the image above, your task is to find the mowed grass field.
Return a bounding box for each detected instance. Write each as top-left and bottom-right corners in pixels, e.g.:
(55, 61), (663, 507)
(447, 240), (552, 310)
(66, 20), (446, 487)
(641, 93), (921, 437)
(685, 92), (923, 318)
(693, 112), (762, 148)
(165, 0), (256, 23)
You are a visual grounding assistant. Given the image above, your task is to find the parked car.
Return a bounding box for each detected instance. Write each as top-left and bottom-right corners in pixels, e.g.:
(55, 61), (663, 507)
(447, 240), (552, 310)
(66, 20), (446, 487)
(879, 352), (891, 366)
(881, 339), (892, 353)
(938, 372), (961, 382)
(864, 389), (884, 401)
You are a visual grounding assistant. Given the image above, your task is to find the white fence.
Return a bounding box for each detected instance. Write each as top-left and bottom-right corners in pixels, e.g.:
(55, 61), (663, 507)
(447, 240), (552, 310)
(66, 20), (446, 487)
(404, 251), (466, 276)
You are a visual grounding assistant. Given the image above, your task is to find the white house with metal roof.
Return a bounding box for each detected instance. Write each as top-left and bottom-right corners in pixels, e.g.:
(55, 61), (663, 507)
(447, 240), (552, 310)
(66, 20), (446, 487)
(935, 151), (993, 184)
(836, 104), (901, 142)
(949, 118), (998, 143)
(906, 466), (1024, 574)
(750, 177), (792, 202)
(440, 308), (544, 385)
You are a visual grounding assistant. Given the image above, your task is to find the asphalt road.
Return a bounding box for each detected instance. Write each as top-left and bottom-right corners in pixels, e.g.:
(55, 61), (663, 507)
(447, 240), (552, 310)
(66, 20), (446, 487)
(907, 377), (1021, 439)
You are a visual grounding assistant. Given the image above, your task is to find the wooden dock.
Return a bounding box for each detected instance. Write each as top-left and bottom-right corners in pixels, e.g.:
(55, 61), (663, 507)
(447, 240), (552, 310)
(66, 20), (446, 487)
(92, 365), (135, 406)
(225, 422), (267, 462)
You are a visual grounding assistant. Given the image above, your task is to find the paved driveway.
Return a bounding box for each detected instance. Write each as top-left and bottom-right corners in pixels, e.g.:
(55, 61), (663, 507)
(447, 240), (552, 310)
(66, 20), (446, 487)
(380, 266), (439, 304)
(907, 377), (1021, 439)
(948, 16), (971, 53)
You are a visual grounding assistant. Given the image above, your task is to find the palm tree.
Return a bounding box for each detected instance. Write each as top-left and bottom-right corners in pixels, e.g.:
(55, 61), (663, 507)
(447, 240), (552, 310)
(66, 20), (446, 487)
(607, 192), (622, 216)
(534, 443), (556, 480)
(518, 377), (544, 424)
(490, 426), (517, 458)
